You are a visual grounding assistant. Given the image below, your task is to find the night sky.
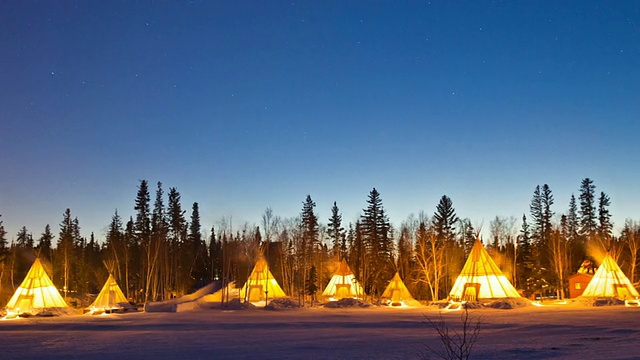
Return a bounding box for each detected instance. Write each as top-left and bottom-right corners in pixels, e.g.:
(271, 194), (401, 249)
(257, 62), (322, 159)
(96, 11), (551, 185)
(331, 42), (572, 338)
(2, 1), (639, 240)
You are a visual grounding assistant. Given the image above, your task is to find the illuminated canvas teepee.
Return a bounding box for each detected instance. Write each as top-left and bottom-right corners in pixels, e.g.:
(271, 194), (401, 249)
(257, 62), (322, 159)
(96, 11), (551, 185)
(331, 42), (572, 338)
(322, 259), (365, 299)
(449, 239), (520, 301)
(580, 253), (639, 299)
(88, 274), (134, 313)
(5, 258), (68, 314)
(239, 255), (287, 302)
(381, 272), (419, 306)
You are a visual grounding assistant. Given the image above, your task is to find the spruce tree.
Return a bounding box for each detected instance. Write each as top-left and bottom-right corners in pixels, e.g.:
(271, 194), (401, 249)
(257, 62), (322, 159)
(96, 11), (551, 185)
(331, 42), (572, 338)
(530, 185), (543, 244)
(327, 201), (345, 259)
(360, 188), (392, 295)
(517, 214), (533, 294)
(189, 202), (208, 289)
(579, 178), (597, 238)
(566, 194), (579, 242)
(432, 195), (459, 244)
(458, 218), (476, 256)
(37, 224), (54, 262)
(106, 210), (124, 282)
(541, 184), (554, 246)
(148, 182), (168, 300)
(16, 226), (33, 249)
(0, 215), (7, 270)
(597, 192), (612, 245)
(301, 195), (319, 266)
(57, 208), (75, 298)
(306, 265), (318, 301)
(167, 187), (186, 295)
(135, 179), (151, 244)
(134, 180), (151, 300)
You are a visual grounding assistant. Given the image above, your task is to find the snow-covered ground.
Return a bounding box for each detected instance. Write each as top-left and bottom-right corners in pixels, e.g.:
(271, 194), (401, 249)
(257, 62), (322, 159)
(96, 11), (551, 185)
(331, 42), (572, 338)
(1, 303), (639, 359)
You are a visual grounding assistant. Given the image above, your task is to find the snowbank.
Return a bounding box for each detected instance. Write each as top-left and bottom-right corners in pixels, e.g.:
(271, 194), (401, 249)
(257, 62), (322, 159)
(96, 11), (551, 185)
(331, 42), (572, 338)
(324, 298), (372, 308)
(483, 298), (533, 309)
(3, 307), (77, 319)
(574, 297), (626, 306)
(264, 298), (301, 310)
(221, 298), (256, 310)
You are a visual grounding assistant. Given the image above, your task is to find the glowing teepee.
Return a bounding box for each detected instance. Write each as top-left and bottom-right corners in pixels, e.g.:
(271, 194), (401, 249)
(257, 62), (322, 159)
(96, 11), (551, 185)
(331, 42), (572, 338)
(239, 255), (287, 302)
(5, 258), (68, 314)
(89, 274), (134, 312)
(580, 253), (639, 299)
(381, 272), (418, 306)
(322, 259), (365, 299)
(449, 239), (520, 301)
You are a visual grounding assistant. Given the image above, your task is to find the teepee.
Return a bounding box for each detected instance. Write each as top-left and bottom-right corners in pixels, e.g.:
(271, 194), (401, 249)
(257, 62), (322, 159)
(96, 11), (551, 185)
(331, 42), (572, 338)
(381, 272), (419, 306)
(88, 274), (134, 313)
(239, 255), (287, 302)
(449, 239), (520, 301)
(322, 259), (364, 299)
(580, 253), (639, 299)
(5, 258), (68, 315)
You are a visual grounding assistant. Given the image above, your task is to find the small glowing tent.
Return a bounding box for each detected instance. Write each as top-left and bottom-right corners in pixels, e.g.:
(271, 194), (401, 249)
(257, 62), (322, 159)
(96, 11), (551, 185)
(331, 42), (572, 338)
(4, 258), (68, 315)
(381, 272), (419, 306)
(449, 239), (520, 301)
(88, 274), (134, 313)
(239, 255), (287, 302)
(580, 253), (639, 299)
(322, 259), (365, 299)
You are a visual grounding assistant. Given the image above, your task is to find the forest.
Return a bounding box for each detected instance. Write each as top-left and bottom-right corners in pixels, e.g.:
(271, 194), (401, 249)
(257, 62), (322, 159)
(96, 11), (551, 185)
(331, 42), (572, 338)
(1, 177), (639, 307)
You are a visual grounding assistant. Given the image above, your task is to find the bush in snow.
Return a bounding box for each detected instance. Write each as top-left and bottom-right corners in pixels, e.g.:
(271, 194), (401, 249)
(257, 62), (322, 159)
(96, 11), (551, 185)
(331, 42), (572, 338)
(265, 298), (302, 310)
(323, 298), (372, 308)
(222, 298), (256, 310)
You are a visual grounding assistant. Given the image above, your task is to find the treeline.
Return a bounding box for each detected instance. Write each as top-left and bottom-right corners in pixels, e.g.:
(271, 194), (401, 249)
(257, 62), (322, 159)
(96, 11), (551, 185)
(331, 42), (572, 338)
(1, 178), (639, 306)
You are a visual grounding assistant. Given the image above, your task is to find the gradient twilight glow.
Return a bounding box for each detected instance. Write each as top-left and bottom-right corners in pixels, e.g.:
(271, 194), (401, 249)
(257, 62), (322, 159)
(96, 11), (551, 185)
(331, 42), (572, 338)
(1, 2), (639, 241)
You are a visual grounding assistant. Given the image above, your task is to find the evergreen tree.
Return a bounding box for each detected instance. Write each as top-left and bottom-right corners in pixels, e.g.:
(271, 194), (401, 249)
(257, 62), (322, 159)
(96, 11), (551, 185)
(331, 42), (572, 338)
(37, 224), (54, 262)
(306, 264), (318, 301)
(458, 218), (476, 256)
(134, 180), (151, 300)
(530, 185), (543, 243)
(189, 202), (208, 289)
(530, 184), (554, 249)
(396, 225), (412, 279)
(0, 215), (6, 254)
(167, 187), (187, 295)
(566, 194), (579, 242)
(597, 191), (612, 244)
(16, 226), (33, 249)
(134, 180), (152, 243)
(105, 210), (125, 283)
(0, 215), (7, 296)
(541, 184), (554, 247)
(517, 214), (533, 294)
(56, 208), (75, 298)
(360, 188), (392, 296)
(579, 178), (597, 238)
(299, 195), (319, 304)
(124, 217), (137, 300)
(209, 226), (223, 280)
(301, 195), (319, 253)
(0, 215), (7, 261)
(147, 182), (168, 300)
(432, 195), (459, 244)
(327, 201), (345, 259)
(566, 194), (583, 272)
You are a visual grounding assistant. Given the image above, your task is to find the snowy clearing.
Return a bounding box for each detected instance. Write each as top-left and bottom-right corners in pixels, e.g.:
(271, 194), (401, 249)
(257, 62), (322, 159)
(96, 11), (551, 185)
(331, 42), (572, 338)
(1, 304), (640, 359)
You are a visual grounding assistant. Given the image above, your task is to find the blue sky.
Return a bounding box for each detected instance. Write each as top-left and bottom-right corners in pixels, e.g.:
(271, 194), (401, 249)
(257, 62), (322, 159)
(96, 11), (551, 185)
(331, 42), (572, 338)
(1, 1), (639, 240)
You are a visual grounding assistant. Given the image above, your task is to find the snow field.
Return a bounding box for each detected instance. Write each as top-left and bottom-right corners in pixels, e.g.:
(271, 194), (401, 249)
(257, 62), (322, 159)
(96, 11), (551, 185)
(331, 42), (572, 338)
(1, 304), (639, 359)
